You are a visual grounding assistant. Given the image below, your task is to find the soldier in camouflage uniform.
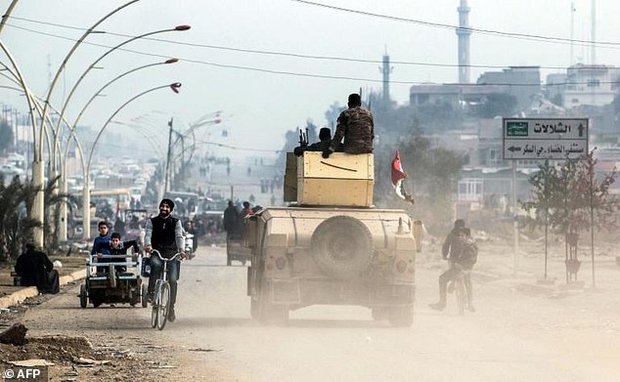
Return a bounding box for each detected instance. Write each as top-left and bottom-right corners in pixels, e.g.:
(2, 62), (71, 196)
(322, 93), (374, 158)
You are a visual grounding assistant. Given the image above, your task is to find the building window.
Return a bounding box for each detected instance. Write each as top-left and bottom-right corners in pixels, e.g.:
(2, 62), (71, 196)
(587, 79), (600, 87)
(458, 178), (483, 202)
(572, 98), (579, 103)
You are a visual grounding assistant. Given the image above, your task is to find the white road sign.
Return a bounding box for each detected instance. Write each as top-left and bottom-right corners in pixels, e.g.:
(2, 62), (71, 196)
(502, 118), (589, 160)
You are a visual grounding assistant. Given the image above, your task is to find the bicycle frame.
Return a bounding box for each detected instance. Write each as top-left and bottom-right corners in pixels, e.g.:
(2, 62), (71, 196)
(149, 250), (183, 330)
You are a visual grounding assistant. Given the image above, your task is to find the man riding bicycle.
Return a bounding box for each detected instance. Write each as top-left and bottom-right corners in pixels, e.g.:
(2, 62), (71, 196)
(430, 226), (477, 312)
(144, 198), (185, 322)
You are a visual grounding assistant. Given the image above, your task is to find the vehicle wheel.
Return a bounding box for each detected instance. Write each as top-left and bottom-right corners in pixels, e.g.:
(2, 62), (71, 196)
(141, 284), (148, 308)
(257, 287), (288, 324)
(157, 283), (170, 330)
(310, 216), (373, 279)
(388, 307), (414, 327)
(79, 284), (87, 308)
(250, 296), (260, 320)
(455, 278), (466, 316)
(371, 307), (388, 321)
(129, 287), (138, 307)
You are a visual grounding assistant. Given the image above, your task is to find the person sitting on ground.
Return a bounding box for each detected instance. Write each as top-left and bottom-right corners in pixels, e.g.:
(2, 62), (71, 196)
(294, 127), (333, 156)
(15, 243), (59, 294)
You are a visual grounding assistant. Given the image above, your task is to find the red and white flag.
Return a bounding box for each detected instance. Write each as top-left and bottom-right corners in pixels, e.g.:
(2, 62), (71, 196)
(391, 150), (415, 204)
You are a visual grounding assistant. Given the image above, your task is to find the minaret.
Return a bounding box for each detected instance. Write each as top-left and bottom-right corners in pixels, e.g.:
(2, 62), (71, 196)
(380, 48), (393, 103)
(456, 0), (471, 83)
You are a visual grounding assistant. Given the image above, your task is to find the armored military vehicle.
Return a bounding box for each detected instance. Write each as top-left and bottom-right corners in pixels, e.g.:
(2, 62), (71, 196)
(244, 151), (416, 326)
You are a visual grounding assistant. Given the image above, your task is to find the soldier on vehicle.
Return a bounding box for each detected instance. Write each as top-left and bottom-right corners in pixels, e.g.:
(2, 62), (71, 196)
(144, 198), (185, 323)
(322, 93), (374, 158)
(294, 127), (333, 156)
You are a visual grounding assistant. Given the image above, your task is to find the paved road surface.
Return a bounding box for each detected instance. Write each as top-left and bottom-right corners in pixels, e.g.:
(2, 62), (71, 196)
(23, 244), (620, 381)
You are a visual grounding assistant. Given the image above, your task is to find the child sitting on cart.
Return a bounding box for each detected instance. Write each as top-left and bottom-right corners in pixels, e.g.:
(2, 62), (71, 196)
(93, 232), (140, 274)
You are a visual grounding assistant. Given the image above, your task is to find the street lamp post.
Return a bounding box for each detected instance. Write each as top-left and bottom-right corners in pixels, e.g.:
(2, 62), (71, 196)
(2, 0), (141, 247)
(82, 82), (181, 240)
(57, 58), (179, 241)
(50, 25), (189, 174)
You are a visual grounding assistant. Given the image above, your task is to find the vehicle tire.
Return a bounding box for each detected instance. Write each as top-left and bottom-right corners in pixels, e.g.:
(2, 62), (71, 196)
(388, 307), (414, 327)
(371, 307), (388, 321)
(250, 296), (260, 320)
(79, 284), (87, 308)
(257, 287), (288, 324)
(141, 284), (148, 308)
(455, 278), (466, 316)
(129, 286), (139, 307)
(310, 216), (373, 279)
(157, 283), (170, 330)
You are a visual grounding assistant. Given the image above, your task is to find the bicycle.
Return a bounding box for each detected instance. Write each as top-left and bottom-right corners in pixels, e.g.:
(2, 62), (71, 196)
(149, 250), (183, 330)
(447, 262), (470, 315)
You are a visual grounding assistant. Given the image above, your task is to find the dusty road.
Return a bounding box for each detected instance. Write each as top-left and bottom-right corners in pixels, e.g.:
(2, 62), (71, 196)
(21, 242), (620, 381)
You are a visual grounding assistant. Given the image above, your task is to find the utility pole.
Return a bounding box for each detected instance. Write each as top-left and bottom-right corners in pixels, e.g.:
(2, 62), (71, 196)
(164, 117), (173, 194)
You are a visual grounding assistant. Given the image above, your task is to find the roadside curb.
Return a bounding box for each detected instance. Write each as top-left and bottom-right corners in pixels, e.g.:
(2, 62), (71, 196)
(0, 269), (86, 309)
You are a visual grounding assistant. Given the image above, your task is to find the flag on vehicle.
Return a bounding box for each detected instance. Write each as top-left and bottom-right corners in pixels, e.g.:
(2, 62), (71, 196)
(391, 150), (415, 205)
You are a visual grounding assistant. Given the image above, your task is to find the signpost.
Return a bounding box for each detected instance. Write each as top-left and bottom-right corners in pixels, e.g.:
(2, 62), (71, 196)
(502, 118), (589, 277)
(503, 118), (589, 160)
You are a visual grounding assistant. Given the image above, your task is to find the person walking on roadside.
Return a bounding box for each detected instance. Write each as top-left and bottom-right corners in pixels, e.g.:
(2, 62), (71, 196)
(144, 198), (185, 323)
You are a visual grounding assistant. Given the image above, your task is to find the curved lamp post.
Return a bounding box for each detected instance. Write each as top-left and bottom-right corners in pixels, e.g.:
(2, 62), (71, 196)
(82, 82), (181, 239)
(0, 0), (21, 35)
(56, 58), (179, 241)
(50, 25), (189, 172)
(0, 0), (141, 247)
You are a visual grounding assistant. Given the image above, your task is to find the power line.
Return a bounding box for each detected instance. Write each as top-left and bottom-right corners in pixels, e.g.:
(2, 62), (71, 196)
(289, 0), (620, 47)
(4, 22), (620, 87)
(4, 16), (614, 71)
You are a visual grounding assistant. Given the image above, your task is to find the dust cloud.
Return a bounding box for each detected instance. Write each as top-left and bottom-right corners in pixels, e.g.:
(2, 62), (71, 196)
(173, 234), (620, 382)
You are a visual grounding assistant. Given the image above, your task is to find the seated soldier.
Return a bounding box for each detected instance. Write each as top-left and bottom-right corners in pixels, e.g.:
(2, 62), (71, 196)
(294, 127), (333, 156)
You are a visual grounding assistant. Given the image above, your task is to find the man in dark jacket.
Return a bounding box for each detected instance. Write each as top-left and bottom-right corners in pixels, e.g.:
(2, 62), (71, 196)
(144, 198), (185, 322)
(430, 227), (477, 312)
(441, 219), (466, 260)
(223, 200), (239, 239)
(322, 93), (374, 158)
(15, 244), (59, 294)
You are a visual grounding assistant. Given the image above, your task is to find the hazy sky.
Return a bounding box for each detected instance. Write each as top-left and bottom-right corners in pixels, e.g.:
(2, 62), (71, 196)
(1, 0), (619, 157)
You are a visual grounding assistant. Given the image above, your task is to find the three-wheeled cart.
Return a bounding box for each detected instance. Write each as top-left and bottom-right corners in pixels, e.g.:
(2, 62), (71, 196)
(79, 252), (148, 308)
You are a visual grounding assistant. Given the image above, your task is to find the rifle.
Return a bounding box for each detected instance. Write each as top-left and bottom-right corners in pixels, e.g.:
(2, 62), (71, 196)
(298, 127), (308, 149)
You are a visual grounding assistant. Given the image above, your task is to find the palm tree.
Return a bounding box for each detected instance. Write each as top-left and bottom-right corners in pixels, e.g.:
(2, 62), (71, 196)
(0, 174), (74, 262)
(0, 175), (39, 261)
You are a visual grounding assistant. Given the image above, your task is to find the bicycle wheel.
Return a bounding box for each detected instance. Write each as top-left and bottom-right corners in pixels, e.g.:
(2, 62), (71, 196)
(156, 282), (170, 330)
(150, 281), (161, 328)
(455, 277), (466, 315)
